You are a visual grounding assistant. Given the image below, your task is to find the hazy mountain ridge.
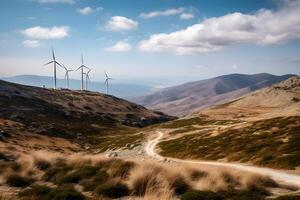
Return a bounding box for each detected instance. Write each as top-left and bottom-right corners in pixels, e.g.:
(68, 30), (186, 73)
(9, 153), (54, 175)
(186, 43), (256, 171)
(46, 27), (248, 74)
(203, 75), (300, 119)
(1, 75), (155, 98)
(133, 73), (296, 116)
(156, 76), (300, 169)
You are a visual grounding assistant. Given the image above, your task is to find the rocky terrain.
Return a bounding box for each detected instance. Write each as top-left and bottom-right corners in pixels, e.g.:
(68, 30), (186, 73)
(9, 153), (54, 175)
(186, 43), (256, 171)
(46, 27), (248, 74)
(133, 73), (295, 116)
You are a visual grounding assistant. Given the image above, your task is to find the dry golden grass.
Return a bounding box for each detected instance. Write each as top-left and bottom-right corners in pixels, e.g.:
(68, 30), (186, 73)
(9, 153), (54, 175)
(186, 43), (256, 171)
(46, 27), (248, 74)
(0, 149), (297, 200)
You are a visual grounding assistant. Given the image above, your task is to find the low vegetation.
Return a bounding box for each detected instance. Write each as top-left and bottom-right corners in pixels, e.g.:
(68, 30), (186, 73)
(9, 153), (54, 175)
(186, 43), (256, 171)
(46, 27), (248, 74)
(0, 150), (291, 200)
(160, 117), (241, 129)
(19, 185), (86, 200)
(159, 116), (300, 169)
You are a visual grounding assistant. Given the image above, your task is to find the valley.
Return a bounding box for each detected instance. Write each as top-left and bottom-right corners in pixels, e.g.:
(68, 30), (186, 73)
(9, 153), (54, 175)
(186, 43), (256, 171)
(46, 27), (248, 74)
(0, 76), (299, 200)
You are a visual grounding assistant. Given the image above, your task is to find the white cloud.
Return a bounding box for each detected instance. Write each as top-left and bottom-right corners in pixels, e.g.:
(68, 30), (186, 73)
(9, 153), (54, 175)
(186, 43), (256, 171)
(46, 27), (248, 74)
(22, 40), (40, 48)
(106, 16), (138, 31)
(138, 0), (300, 55)
(77, 6), (102, 15)
(21, 26), (70, 39)
(180, 13), (194, 20)
(37, 0), (75, 4)
(77, 7), (93, 15)
(140, 7), (185, 18)
(105, 41), (132, 52)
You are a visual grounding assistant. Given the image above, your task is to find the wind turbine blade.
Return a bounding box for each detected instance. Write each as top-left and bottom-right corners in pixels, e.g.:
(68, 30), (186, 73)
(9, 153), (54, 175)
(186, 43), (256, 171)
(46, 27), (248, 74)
(104, 79), (108, 86)
(81, 54), (84, 65)
(55, 61), (63, 68)
(105, 71), (108, 78)
(43, 61), (53, 66)
(76, 66), (82, 71)
(52, 46), (55, 60)
(60, 63), (67, 71)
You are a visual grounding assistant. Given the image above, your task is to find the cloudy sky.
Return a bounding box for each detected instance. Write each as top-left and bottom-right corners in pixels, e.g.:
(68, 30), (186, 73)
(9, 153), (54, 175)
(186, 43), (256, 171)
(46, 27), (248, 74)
(0, 0), (300, 83)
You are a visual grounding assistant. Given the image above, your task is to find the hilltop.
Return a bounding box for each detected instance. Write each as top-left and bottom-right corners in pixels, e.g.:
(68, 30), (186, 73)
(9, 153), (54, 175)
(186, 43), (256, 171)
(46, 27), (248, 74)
(0, 80), (174, 145)
(133, 73), (295, 116)
(1, 75), (154, 98)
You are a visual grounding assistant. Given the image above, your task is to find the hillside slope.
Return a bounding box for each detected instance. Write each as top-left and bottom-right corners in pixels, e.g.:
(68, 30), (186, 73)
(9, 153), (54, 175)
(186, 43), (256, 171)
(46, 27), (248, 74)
(0, 80), (174, 141)
(203, 75), (300, 119)
(134, 73), (295, 116)
(154, 76), (300, 169)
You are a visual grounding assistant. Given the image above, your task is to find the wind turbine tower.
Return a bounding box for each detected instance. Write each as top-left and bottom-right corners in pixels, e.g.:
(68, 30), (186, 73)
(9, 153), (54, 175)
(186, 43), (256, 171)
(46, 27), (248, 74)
(104, 71), (113, 94)
(76, 55), (90, 91)
(44, 47), (63, 89)
(62, 64), (74, 89)
(83, 69), (92, 90)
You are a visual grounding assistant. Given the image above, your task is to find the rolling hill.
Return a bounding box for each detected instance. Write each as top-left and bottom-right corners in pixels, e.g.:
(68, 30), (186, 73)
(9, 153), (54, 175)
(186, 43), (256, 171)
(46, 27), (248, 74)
(0, 80), (174, 144)
(155, 76), (300, 169)
(133, 73), (295, 116)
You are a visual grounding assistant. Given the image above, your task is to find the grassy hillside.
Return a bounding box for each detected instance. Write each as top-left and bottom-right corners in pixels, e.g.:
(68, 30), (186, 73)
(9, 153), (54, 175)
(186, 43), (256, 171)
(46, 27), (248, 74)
(159, 116), (300, 169)
(156, 76), (300, 169)
(0, 80), (174, 149)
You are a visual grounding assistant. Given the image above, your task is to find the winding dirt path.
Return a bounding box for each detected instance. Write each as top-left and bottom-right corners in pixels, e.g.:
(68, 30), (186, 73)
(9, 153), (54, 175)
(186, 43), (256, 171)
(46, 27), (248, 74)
(145, 131), (300, 187)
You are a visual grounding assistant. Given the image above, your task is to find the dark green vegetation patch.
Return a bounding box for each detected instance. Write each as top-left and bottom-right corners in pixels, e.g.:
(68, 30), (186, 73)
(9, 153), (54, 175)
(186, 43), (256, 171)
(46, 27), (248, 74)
(159, 116), (300, 169)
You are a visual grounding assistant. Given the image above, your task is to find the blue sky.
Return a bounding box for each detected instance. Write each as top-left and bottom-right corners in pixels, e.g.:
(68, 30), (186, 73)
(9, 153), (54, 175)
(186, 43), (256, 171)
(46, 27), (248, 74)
(0, 0), (300, 84)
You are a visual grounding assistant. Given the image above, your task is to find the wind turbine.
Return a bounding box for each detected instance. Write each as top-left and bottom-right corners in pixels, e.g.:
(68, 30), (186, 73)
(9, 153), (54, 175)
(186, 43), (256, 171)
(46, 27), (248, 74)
(83, 69), (92, 90)
(104, 71), (113, 94)
(61, 64), (74, 89)
(76, 55), (90, 91)
(44, 47), (63, 89)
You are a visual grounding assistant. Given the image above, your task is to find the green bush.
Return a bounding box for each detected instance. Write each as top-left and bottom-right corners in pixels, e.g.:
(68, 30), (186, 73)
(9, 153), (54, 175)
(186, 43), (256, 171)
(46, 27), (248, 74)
(181, 190), (224, 200)
(274, 195), (300, 200)
(81, 171), (109, 191)
(43, 166), (72, 182)
(44, 187), (85, 200)
(56, 166), (100, 185)
(114, 161), (135, 178)
(171, 177), (190, 195)
(19, 185), (85, 200)
(19, 185), (51, 198)
(95, 183), (129, 198)
(35, 159), (51, 170)
(6, 173), (32, 187)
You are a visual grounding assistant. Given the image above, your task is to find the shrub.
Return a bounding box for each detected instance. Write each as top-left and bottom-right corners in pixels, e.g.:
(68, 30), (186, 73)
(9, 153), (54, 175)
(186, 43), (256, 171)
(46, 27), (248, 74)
(190, 170), (207, 181)
(0, 152), (9, 161)
(34, 159), (51, 170)
(111, 161), (135, 179)
(274, 195), (300, 200)
(6, 173), (32, 187)
(181, 190), (224, 200)
(81, 171), (109, 191)
(43, 187), (85, 200)
(19, 185), (51, 198)
(56, 166), (99, 185)
(43, 166), (72, 182)
(171, 177), (190, 195)
(95, 183), (129, 198)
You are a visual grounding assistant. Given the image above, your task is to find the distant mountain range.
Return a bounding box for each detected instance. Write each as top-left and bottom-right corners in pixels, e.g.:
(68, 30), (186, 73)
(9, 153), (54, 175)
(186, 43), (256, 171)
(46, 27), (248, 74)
(202, 75), (300, 119)
(1, 75), (155, 99)
(133, 73), (296, 116)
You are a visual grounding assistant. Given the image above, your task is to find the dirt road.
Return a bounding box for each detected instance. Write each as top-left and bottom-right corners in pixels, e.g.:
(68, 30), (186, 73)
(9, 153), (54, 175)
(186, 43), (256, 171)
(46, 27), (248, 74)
(145, 131), (300, 187)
